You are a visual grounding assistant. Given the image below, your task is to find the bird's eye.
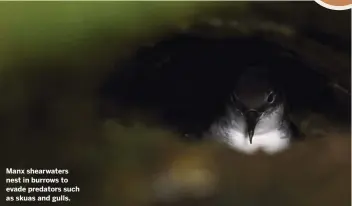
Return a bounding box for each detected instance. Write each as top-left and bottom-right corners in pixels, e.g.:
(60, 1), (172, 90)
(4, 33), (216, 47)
(266, 91), (276, 104)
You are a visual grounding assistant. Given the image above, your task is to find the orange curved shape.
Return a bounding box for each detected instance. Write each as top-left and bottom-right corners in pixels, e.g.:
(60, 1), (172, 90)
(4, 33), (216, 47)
(320, 0), (352, 6)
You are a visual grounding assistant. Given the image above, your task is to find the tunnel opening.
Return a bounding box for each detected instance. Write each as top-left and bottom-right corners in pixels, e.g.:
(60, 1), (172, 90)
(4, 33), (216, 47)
(100, 30), (350, 140)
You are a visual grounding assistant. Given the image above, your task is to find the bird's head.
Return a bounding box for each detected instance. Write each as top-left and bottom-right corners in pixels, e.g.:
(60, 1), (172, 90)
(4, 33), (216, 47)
(230, 68), (284, 144)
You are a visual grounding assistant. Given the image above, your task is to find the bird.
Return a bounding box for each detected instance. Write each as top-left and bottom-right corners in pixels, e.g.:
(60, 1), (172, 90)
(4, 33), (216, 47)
(209, 67), (303, 155)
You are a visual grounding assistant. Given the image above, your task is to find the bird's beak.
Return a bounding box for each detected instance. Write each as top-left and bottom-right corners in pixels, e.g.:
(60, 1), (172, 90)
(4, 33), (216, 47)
(245, 110), (260, 144)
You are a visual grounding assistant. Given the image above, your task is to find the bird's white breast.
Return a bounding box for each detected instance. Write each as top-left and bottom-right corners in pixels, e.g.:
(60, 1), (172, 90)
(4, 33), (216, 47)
(226, 129), (290, 155)
(211, 105), (291, 155)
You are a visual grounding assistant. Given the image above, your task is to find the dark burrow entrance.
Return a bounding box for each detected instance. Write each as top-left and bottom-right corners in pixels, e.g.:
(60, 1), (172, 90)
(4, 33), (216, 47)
(99, 32), (351, 140)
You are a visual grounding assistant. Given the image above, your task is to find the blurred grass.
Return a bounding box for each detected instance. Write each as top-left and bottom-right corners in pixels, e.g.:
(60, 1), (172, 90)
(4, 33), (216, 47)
(102, 121), (350, 206)
(0, 2), (203, 63)
(0, 2), (350, 206)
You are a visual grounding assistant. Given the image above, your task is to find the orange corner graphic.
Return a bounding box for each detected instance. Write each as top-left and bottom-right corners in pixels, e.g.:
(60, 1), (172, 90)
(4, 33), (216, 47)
(315, 0), (352, 10)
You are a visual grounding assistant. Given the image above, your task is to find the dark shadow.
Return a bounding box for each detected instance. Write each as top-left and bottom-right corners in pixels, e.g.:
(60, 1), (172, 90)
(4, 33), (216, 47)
(100, 33), (350, 138)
